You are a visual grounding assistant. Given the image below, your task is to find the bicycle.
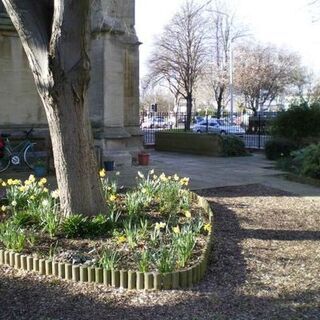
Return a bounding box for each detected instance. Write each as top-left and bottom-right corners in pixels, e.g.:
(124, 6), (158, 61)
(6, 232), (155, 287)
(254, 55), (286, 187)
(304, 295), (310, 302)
(0, 128), (41, 172)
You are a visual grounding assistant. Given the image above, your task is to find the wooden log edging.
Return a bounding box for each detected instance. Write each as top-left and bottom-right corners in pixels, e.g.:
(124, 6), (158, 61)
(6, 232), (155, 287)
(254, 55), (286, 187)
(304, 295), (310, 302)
(0, 194), (213, 290)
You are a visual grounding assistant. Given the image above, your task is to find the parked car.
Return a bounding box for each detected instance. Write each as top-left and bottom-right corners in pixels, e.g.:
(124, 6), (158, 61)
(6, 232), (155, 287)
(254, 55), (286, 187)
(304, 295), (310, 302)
(193, 116), (205, 123)
(192, 118), (245, 135)
(141, 117), (169, 129)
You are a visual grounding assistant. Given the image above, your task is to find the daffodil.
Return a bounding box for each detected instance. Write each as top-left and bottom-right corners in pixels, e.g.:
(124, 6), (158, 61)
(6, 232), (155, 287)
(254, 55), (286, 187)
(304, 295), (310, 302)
(19, 186), (27, 192)
(152, 174), (158, 180)
(180, 177), (190, 186)
(99, 169), (106, 178)
(39, 177), (47, 185)
(173, 225), (180, 234)
(42, 199), (49, 207)
(141, 188), (147, 194)
(1, 205), (6, 212)
(149, 169), (154, 175)
(43, 188), (49, 193)
(203, 223), (212, 233)
(7, 179), (14, 186)
(137, 171), (144, 179)
(155, 222), (166, 230)
(116, 235), (126, 244)
(11, 200), (17, 207)
(28, 174), (36, 183)
(51, 189), (59, 199)
(159, 173), (167, 182)
(109, 194), (117, 202)
(184, 210), (192, 218)
(24, 180), (32, 186)
(2, 182), (7, 187)
(173, 174), (179, 181)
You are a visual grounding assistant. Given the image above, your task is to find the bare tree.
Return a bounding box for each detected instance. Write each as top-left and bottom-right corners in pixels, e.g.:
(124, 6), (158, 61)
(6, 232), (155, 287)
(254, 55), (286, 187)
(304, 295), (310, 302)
(205, 0), (248, 118)
(147, 0), (208, 130)
(2, 0), (106, 217)
(234, 43), (305, 115)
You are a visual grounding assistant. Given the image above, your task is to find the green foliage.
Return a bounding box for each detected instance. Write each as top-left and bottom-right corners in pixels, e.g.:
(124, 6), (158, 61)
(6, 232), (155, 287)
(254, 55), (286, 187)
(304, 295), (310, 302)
(137, 249), (151, 272)
(265, 137), (298, 160)
(62, 213), (111, 238)
(291, 144), (320, 179)
(271, 102), (320, 141)
(61, 214), (87, 238)
(0, 221), (31, 252)
(99, 249), (120, 270)
(220, 135), (247, 157)
(154, 247), (176, 273)
(11, 210), (40, 228)
(172, 226), (196, 268)
(0, 171), (211, 274)
(124, 191), (145, 218)
(86, 214), (110, 237)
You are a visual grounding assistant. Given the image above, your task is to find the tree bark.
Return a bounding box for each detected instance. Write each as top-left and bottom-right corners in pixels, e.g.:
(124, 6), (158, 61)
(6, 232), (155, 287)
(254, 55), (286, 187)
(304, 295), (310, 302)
(216, 88), (224, 119)
(185, 93), (193, 131)
(2, 0), (106, 216)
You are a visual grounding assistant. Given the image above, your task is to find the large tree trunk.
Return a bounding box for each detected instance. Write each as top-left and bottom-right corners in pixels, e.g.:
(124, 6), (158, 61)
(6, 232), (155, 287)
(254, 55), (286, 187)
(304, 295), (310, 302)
(3, 0), (106, 216)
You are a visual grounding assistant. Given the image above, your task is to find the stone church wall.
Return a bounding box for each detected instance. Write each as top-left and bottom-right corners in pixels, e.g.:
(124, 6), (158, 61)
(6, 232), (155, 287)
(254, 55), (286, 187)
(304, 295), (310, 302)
(0, 1), (142, 166)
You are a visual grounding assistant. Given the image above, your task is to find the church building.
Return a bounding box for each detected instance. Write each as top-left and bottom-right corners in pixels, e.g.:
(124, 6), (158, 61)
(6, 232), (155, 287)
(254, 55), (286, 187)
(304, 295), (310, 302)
(0, 0), (142, 167)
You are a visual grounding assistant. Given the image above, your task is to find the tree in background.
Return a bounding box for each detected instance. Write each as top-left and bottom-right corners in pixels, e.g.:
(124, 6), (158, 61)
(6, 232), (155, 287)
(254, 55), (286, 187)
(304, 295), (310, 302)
(140, 86), (174, 114)
(2, 0), (106, 217)
(204, 0), (248, 118)
(234, 43), (306, 115)
(147, 0), (208, 130)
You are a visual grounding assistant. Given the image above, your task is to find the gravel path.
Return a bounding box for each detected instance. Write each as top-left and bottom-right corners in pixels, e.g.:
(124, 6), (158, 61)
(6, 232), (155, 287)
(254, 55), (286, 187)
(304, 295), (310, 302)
(1, 184), (320, 320)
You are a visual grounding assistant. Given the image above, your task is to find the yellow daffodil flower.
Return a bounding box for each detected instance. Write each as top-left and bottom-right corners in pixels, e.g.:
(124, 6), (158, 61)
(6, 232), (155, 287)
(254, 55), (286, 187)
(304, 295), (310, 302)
(180, 177), (190, 186)
(203, 223), (212, 233)
(155, 222), (166, 230)
(109, 194), (117, 202)
(19, 186), (27, 192)
(173, 225), (180, 234)
(51, 190), (59, 199)
(99, 169), (106, 178)
(117, 235), (126, 244)
(141, 188), (147, 194)
(184, 210), (192, 218)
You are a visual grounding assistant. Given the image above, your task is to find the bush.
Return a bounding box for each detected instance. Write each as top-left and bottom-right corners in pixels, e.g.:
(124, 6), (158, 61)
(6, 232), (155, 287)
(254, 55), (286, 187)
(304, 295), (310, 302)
(62, 213), (111, 238)
(291, 144), (320, 179)
(265, 137), (298, 160)
(62, 214), (87, 238)
(220, 135), (247, 157)
(271, 102), (320, 142)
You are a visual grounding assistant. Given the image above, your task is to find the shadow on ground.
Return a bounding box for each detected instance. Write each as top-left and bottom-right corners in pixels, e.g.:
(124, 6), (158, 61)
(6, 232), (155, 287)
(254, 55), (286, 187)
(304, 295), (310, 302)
(0, 185), (319, 320)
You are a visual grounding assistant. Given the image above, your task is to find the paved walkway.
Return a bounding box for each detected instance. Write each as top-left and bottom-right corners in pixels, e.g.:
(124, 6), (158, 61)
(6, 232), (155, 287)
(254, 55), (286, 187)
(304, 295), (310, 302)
(1, 151), (320, 198)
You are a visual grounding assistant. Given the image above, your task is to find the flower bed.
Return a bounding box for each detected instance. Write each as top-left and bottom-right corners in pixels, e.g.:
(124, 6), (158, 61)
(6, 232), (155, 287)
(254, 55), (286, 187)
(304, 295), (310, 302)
(0, 171), (213, 289)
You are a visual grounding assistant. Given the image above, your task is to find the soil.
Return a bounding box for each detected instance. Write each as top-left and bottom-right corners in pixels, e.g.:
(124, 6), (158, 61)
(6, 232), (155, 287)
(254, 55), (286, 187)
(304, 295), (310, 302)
(0, 184), (320, 320)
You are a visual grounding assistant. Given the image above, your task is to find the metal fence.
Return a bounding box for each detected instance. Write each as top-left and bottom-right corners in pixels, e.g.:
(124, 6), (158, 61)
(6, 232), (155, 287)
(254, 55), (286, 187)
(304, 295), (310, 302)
(140, 111), (276, 149)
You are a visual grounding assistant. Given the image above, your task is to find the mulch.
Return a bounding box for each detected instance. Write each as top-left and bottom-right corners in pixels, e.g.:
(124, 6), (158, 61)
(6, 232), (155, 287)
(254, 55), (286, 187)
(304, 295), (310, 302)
(0, 184), (320, 320)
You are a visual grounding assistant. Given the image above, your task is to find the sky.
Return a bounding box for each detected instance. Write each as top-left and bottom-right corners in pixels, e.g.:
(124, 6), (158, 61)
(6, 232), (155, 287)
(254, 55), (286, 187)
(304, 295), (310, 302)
(136, 0), (320, 78)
